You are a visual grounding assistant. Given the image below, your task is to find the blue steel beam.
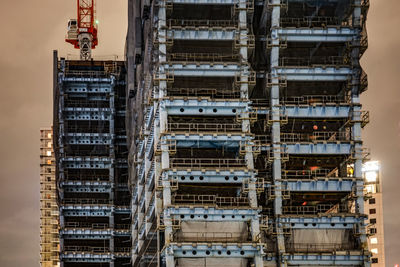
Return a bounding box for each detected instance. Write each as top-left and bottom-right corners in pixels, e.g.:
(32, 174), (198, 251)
(278, 215), (366, 229)
(61, 157), (112, 169)
(63, 108), (111, 121)
(61, 253), (112, 262)
(65, 133), (113, 145)
(283, 105), (351, 118)
(275, 67), (353, 81)
(61, 229), (112, 239)
(61, 181), (112, 193)
(168, 29), (237, 41)
(163, 99), (249, 116)
(166, 207), (260, 221)
(278, 178), (357, 192)
(277, 28), (358, 43)
(63, 84), (112, 93)
(169, 243), (264, 258)
(284, 143), (352, 155)
(163, 169), (255, 184)
(282, 253), (368, 265)
(61, 205), (112, 216)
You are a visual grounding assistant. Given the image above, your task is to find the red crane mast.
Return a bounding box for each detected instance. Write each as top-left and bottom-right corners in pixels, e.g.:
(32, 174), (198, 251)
(66, 0), (98, 60)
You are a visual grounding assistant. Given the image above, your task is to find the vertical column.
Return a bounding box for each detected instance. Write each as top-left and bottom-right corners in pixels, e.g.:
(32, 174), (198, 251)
(158, 2), (174, 267)
(351, 1), (370, 265)
(109, 77), (116, 264)
(269, 1), (286, 266)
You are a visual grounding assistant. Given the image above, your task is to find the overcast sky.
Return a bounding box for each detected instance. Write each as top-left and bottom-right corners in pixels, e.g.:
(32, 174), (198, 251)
(0, 0), (399, 266)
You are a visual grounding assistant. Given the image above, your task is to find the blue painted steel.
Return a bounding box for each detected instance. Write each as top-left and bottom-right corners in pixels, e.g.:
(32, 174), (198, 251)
(61, 253), (112, 262)
(275, 67), (353, 81)
(65, 133), (113, 145)
(278, 27), (358, 42)
(163, 99), (249, 116)
(278, 215), (366, 229)
(284, 143), (352, 155)
(61, 205), (112, 216)
(168, 29), (237, 41)
(163, 169), (255, 184)
(283, 253), (368, 265)
(166, 207), (260, 221)
(62, 181), (112, 193)
(170, 243), (263, 258)
(279, 178), (356, 192)
(283, 105), (351, 118)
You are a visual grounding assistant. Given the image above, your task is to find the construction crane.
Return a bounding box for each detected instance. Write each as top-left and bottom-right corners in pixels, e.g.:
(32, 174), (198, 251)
(65, 0), (98, 60)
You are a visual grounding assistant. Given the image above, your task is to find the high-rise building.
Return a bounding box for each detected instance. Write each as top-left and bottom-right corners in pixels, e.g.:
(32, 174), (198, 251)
(126, 0), (371, 266)
(363, 161), (385, 266)
(53, 52), (131, 267)
(40, 128), (60, 267)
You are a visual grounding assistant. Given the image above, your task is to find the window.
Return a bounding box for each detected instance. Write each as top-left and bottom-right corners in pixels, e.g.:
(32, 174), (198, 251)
(371, 248), (378, 254)
(369, 209), (376, 214)
(370, 218), (377, 224)
(371, 258), (378, 263)
(370, 237), (378, 244)
(369, 198), (376, 204)
(370, 228), (377, 234)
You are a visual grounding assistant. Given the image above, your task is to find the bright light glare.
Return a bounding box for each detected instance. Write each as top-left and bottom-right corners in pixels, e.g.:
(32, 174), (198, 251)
(365, 171), (377, 182)
(363, 161), (380, 172)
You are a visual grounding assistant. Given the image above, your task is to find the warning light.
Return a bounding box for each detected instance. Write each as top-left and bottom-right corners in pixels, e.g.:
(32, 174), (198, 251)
(313, 125), (318, 130)
(394, 264), (399, 267)
(302, 202), (307, 206)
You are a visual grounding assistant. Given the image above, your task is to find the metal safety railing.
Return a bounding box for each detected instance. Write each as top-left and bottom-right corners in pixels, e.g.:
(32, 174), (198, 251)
(285, 242), (355, 253)
(167, 19), (238, 29)
(280, 56), (350, 67)
(282, 168), (337, 179)
(63, 246), (109, 253)
(168, 53), (241, 63)
(282, 203), (349, 215)
(166, 122), (242, 133)
(64, 222), (109, 229)
(280, 131), (351, 143)
(62, 198), (112, 205)
(172, 231), (249, 242)
(167, 87), (241, 99)
(173, 194), (249, 207)
(170, 158), (247, 169)
(280, 16), (351, 28)
(281, 95), (350, 105)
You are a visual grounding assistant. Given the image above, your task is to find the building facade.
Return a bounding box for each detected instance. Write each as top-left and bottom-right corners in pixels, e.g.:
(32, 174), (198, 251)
(126, 0), (371, 266)
(53, 52), (131, 267)
(40, 128), (60, 267)
(363, 161), (385, 266)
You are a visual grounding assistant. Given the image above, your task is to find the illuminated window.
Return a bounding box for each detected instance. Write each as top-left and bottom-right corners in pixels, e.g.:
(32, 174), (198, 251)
(46, 151), (52, 156)
(371, 248), (378, 254)
(365, 171), (377, 182)
(47, 133), (52, 138)
(370, 237), (378, 244)
(365, 184), (376, 193)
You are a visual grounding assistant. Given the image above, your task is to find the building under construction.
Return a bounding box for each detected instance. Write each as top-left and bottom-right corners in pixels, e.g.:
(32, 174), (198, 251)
(53, 53), (131, 267)
(40, 128), (60, 267)
(126, 0), (372, 266)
